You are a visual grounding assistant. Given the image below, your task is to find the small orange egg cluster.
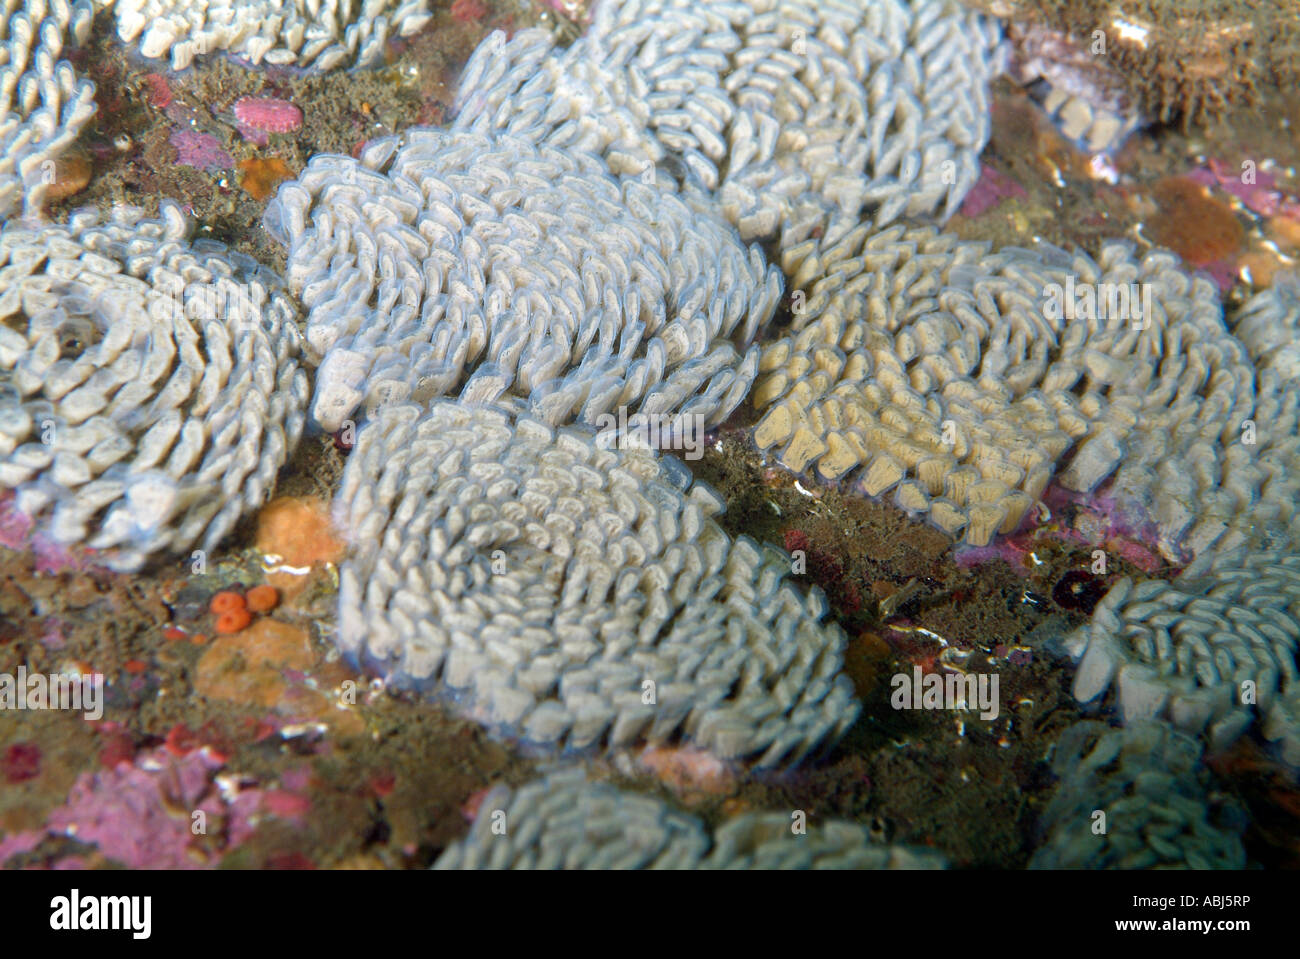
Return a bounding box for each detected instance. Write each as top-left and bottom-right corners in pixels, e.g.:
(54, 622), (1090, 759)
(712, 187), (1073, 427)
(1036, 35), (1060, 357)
(209, 585), (280, 634)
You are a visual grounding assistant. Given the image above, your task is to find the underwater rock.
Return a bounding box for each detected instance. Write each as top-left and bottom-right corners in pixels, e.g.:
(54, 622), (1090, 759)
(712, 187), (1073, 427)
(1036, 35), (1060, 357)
(0, 0), (97, 218)
(267, 127), (780, 434)
(0, 202), (310, 571)
(1030, 720), (1247, 869)
(434, 767), (945, 868)
(958, 0), (1300, 127)
(333, 400), (859, 767)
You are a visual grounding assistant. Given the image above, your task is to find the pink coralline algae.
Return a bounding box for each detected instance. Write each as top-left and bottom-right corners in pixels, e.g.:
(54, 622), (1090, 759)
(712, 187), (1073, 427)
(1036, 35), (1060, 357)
(0, 493), (29, 548)
(959, 164), (1027, 218)
(34, 745), (291, 869)
(170, 129), (233, 172)
(0, 493), (89, 574)
(232, 97), (303, 144)
(451, 0), (487, 22)
(45, 747), (225, 869)
(954, 480), (1165, 575)
(0, 830), (43, 865)
(261, 790), (310, 820)
(1187, 158), (1299, 220)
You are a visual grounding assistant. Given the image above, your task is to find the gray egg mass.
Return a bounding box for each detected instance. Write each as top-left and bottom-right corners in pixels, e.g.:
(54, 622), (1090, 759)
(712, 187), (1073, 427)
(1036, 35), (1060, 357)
(267, 127), (781, 435)
(0, 0), (97, 218)
(0, 202), (310, 571)
(434, 767), (945, 869)
(452, 0), (1004, 282)
(333, 400), (860, 767)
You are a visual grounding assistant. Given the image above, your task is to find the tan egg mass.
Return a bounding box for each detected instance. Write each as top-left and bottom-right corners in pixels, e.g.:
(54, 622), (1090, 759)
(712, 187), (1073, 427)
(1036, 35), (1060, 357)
(752, 224), (1300, 561)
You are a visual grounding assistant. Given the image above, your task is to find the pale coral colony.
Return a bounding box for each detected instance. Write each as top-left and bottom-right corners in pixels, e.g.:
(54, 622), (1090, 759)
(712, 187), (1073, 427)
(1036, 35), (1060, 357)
(1, 0), (1299, 870)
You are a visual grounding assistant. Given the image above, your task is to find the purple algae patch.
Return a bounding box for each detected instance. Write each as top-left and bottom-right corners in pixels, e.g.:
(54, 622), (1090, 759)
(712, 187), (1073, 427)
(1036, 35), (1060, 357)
(170, 129), (234, 172)
(41, 746), (265, 869)
(959, 163), (1027, 218)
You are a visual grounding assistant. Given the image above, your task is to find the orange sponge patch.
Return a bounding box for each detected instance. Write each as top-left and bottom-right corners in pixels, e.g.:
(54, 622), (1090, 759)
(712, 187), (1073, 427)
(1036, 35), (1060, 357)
(246, 584), (280, 613)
